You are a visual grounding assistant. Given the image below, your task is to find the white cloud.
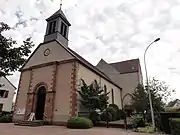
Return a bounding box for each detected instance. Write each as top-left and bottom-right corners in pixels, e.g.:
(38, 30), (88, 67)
(1, 0), (180, 100)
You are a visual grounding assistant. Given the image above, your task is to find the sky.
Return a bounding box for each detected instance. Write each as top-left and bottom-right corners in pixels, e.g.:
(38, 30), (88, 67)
(0, 0), (180, 100)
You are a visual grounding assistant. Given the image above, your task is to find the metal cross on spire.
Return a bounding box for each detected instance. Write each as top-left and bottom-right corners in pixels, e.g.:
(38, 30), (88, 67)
(60, 0), (62, 9)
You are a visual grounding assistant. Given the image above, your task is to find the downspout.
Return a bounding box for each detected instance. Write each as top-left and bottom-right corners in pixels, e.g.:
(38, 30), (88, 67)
(120, 88), (123, 109)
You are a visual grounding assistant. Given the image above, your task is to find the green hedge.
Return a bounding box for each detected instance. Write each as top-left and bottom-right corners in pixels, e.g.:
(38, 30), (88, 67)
(101, 110), (113, 122)
(134, 126), (154, 133)
(107, 107), (117, 121)
(66, 117), (93, 129)
(89, 111), (101, 125)
(109, 104), (121, 120)
(109, 104), (119, 112)
(131, 114), (145, 128)
(169, 118), (180, 135)
(0, 115), (12, 123)
(101, 105), (125, 122)
(165, 107), (180, 112)
(160, 112), (180, 134)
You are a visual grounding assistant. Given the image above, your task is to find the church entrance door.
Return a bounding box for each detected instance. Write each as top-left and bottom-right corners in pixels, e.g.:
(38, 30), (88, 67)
(35, 86), (46, 120)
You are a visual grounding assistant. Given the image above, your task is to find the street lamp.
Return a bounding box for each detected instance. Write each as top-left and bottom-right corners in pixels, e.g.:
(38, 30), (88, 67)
(144, 38), (160, 130)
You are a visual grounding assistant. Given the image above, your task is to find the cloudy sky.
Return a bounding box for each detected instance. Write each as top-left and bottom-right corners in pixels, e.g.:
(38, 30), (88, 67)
(0, 0), (180, 100)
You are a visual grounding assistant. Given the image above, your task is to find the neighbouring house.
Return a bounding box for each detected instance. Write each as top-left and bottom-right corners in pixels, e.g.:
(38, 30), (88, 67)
(13, 7), (123, 124)
(0, 77), (16, 112)
(96, 58), (143, 107)
(168, 99), (180, 108)
(173, 100), (180, 108)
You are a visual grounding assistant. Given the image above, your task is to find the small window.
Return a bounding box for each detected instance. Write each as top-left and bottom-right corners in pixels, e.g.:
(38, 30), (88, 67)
(94, 80), (97, 84)
(48, 21), (56, 34)
(4, 91), (9, 98)
(60, 22), (67, 37)
(0, 90), (5, 98)
(0, 104), (3, 112)
(104, 85), (107, 93)
(64, 25), (67, 37)
(0, 90), (8, 98)
(111, 89), (114, 104)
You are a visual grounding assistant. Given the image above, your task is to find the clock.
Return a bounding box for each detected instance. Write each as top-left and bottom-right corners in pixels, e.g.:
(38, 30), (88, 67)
(44, 48), (50, 56)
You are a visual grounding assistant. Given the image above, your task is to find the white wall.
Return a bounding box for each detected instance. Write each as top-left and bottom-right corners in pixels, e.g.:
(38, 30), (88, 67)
(0, 77), (16, 112)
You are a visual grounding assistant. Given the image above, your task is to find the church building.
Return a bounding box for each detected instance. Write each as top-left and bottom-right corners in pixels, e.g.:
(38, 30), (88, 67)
(13, 7), (142, 125)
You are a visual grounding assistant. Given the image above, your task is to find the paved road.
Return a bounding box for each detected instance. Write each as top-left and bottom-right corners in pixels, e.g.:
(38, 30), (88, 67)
(0, 123), (164, 135)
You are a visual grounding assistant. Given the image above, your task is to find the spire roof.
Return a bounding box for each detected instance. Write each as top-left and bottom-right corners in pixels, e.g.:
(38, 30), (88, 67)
(46, 9), (71, 26)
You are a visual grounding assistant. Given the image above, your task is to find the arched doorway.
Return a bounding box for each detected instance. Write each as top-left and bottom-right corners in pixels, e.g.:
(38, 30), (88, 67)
(35, 86), (46, 120)
(122, 93), (133, 117)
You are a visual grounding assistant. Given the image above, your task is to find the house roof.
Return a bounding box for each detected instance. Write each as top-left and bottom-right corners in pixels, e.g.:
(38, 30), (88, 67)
(96, 59), (121, 85)
(96, 59), (120, 78)
(109, 59), (140, 74)
(168, 99), (180, 107)
(46, 9), (71, 26)
(54, 40), (121, 89)
(0, 76), (17, 90)
(68, 49), (110, 80)
(4, 77), (17, 89)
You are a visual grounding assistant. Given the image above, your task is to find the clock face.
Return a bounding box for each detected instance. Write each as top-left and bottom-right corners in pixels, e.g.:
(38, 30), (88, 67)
(44, 48), (50, 56)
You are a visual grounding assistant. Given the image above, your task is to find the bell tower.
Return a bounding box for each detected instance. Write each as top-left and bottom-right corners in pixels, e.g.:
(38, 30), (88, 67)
(44, 3), (71, 47)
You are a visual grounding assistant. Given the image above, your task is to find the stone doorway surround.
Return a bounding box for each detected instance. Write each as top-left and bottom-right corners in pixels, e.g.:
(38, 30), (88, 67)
(25, 82), (55, 121)
(35, 86), (46, 120)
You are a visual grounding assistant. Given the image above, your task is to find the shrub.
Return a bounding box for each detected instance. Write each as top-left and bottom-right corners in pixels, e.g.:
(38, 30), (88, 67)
(89, 111), (101, 125)
(107, 107), (117, 121)
(109, 104), (119, 112)
(0, 111), (12, 118)
(116, 109), (121, 120)
(131, 114), (145, 128)
(101, 110), (113, 122)
(160, 112), (180, 134)
(43, 120), (52, 125)
(66, 117), (93, 129)
(0, 115), (12, 123)
(124, 105), (133, 117)
(165, 107), (180, 112)
(169, 118), (180, 135)
(109, 104), (121, 120)
(119, 109), (126, 119)
(134, 126), (154, 133)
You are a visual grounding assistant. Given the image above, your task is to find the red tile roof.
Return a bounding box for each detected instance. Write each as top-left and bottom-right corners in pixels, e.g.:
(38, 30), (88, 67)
(109, 59), (140, 74)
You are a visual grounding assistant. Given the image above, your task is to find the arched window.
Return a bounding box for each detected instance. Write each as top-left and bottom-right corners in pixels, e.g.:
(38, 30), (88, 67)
(60, 22), (67, 37)
(94, 79), (98, 84)
(111, 89), (114, 104)
(104, 85), (107, 93)
(48, 21), (56, 35)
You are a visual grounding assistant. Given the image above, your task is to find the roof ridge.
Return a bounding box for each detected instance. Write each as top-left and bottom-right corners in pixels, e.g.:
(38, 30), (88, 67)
(1, 76), (17, 90)
(54, 40), (121, 89)
(109, 58), (140, 74)
(109, 58), (139, 64)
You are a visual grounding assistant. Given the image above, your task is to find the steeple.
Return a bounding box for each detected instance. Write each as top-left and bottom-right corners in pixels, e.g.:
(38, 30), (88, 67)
(60, 0), (62, 9)
(44, 4), (71, 47)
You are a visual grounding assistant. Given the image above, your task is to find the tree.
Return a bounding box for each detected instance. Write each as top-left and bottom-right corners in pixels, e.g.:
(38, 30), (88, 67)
(78, 79), (109, 113)
(131, 84), (148, 113)
(0, 22), (34, 77)
(131, 78), (176, 113)
(148, 77), (176, 107)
